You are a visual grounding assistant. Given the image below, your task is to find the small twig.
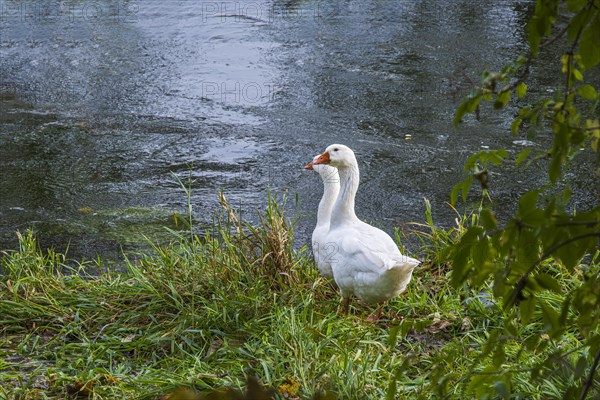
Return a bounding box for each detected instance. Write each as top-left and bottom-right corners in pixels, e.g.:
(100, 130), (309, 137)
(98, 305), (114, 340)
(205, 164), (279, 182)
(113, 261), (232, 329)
(540, 22), (570, 48)
(508, 231), (600, 307)
(468, 367), (535, 376)
(555, 220), (600, 227)
(562, 1), (592, 108)
(580, 346), (600, 400)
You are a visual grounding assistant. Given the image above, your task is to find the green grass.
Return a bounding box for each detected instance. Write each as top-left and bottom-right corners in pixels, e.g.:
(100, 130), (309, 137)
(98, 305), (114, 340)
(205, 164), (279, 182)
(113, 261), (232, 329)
(0, 194), (597, 399)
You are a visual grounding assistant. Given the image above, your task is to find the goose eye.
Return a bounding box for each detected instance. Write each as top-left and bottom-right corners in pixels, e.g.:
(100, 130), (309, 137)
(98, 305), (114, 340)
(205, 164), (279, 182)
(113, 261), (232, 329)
(333, 148), (339, 152)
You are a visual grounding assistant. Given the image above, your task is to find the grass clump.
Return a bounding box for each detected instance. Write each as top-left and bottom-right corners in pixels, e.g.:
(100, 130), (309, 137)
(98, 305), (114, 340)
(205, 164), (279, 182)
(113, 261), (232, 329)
(1, 194), (598, 399)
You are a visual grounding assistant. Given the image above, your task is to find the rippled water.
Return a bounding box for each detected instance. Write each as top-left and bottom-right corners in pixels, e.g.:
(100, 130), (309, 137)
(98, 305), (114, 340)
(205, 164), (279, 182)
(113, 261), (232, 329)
(1, 0), (597, 262)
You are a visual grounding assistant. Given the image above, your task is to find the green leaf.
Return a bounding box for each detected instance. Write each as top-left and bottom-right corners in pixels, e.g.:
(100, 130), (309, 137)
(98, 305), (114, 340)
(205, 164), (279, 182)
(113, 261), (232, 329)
(579, 15), (600, 69)
(515, 149), (532, 167)
(505, 318), (518, 336)
(462, 175), (472, 203)
(450, 183), (460, 206)
(574, 356), (588, 378)
(454, 100), (469, 126)
(451, 226), (484, 286)
(527, 0), (559, 54)
(540, 302), (560, 333)
(526, 22), (541, 55)
(567, 0), (588, 12)
(518, 190), (540, 215)
(473, 237), (489, 267)
(535, 273), (562, 293)
(524, 335), (540, 351)
(464, 152), (482, 172)
(494, 381), (509, 400)
(578, 84), (598, 100)
(519, 295), (536, 324)
(549, 156), (562, 184)
(488, 149), (508, 165)
(549, 126), (569, 184)
(517, 190), (545, 225)
(481, 331), (500, 358)
(480, 209), (497, 231)
(527, 7), (544, 55)
(568, 6), (592, 40)
(466, 96), (480, 112)
(559, 295), (571, 325)
(511, 117), (522, 135)
(552, 227), (595, 270)
(494, 90), (511, 109)
(493, 268), (506, 298)
(521, 230), (542, 265)
(492, 346), (506, 368)
(516, 82), (527, 99)
(454, 96), (480, 126)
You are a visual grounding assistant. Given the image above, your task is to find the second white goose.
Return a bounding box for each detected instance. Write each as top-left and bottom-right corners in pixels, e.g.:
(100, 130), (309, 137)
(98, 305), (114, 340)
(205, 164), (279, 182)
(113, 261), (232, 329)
(305, 155), (340, 282)
(312, 144), (420, 320)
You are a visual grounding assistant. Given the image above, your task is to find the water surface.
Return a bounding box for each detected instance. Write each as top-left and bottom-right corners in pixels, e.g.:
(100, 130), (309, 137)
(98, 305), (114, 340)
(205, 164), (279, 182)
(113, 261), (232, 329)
(1, 0), (597, 262)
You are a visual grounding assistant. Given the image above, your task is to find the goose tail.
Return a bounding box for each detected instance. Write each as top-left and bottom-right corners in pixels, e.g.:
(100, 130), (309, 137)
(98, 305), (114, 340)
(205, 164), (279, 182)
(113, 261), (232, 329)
(389, 255), (420, 271)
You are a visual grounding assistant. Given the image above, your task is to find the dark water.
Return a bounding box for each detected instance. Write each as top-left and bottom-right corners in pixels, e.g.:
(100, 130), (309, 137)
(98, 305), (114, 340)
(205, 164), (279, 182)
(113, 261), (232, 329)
(1, 0), (597, 263)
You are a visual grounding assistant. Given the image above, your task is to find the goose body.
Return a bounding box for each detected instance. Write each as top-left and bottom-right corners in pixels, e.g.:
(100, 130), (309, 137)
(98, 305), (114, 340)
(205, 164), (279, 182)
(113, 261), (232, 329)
(312, 144), (420, 317)
(305, 156), (340, 281)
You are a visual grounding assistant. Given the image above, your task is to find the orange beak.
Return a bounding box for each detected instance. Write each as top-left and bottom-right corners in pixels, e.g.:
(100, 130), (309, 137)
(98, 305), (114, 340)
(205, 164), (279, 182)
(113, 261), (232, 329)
(313, 151), (331, 165)
(304, 161), (314, 170)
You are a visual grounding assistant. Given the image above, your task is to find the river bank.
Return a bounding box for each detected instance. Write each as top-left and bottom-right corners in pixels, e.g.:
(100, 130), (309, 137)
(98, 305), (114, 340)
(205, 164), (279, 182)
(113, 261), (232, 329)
(1, 195), (595, 399)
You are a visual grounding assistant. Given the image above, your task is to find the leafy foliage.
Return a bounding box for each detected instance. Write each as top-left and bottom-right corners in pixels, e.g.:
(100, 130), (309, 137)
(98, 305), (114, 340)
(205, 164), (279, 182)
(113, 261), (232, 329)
(450, 0), (600, 398)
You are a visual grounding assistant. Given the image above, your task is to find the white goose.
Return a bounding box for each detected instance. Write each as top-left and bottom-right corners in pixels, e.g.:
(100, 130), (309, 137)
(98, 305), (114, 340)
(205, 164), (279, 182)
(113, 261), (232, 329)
(304, 155), (340, 283)
(312, 144), (420, 320)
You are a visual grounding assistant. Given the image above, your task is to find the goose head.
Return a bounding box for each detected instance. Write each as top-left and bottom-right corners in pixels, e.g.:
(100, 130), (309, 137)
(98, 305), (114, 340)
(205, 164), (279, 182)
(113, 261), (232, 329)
(313, 144), (357, 169)
(305, 154), (340, 183)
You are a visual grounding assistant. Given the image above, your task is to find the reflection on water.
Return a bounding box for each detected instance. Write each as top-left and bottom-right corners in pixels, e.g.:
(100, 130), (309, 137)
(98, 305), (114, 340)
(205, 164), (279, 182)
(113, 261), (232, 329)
(0, 0), (597, 262)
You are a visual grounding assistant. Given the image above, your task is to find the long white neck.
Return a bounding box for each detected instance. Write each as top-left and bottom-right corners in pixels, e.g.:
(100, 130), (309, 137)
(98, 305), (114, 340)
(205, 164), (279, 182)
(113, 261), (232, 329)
(316, 171), (340, 229)
(331, 163), (360, 227)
